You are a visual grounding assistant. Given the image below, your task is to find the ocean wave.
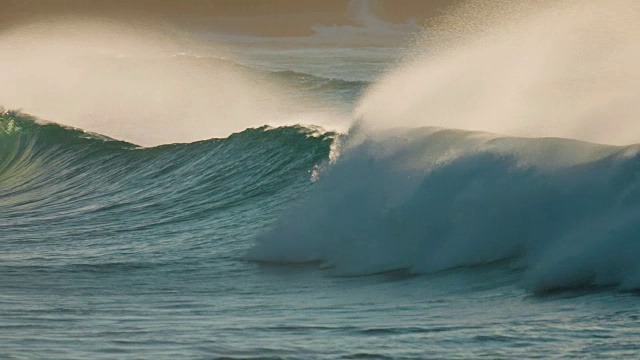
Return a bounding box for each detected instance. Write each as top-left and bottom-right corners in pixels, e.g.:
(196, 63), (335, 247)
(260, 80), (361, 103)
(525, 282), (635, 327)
(248, 126), (640, 293)
(0, 110), (336, 266)
(170, 54), (370, 96)
(270, 70), (368, 104)
(272, 70), (368, 90)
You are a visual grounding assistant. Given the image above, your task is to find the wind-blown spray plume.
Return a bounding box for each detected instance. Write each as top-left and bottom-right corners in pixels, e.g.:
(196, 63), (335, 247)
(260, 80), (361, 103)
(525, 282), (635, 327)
(0, 20), (343, 146)
(356, 0), (640, 146)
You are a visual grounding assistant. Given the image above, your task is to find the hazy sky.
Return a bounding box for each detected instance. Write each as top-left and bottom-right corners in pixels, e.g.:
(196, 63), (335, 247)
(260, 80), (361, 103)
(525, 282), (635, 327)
(1, 0), (455, 36)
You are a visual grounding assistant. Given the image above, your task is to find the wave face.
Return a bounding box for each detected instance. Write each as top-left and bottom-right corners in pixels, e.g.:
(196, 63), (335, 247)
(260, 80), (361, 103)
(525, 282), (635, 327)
(0, 110), (335, 268)
(249, 126), (640, 293)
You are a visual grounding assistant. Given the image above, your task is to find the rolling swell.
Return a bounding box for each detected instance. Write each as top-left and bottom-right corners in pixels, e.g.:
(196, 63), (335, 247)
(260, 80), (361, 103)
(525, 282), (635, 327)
(262, 67), (370, 106)
(174, 54), (369, 105)
(176, 54), (369, 98)
(273, 70), (368, 98)
(249, 126), (640, 293)
(0, 110), (335, 268)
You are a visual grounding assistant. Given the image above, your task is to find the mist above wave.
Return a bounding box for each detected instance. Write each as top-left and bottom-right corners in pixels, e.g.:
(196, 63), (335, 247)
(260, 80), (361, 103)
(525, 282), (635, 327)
(356, 0), (640, 146)
(0, 20), (347, 146)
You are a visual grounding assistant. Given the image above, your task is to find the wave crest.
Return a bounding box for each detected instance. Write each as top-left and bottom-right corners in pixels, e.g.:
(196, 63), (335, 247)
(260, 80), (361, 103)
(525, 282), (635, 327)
(249, 127), (640, 293)
(0, 111), (336, 239)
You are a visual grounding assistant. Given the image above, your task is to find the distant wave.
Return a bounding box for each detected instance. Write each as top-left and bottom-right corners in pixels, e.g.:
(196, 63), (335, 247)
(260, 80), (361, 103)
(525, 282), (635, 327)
(249, 125), (640, 293)
(172, 53), (370, 91)
(272, 70), (368, 89)
(270, 70), (368, 103)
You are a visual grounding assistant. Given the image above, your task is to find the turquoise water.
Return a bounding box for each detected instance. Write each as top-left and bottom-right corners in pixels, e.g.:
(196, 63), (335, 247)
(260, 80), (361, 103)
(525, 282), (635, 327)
(3, 9), (640, 359)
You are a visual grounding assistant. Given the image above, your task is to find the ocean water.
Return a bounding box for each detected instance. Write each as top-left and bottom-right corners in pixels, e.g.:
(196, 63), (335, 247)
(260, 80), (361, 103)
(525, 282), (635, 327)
(2, 1), (640, 359)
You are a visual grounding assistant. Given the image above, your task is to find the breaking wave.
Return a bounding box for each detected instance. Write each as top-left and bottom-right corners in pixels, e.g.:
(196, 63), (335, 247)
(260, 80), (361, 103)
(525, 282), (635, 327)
(249, 126), (640, 293)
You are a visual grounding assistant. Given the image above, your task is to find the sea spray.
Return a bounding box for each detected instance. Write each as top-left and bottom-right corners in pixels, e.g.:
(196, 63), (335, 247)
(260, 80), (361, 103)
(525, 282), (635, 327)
(356, 0), (640, 146)
(0, 20), (346, 146)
